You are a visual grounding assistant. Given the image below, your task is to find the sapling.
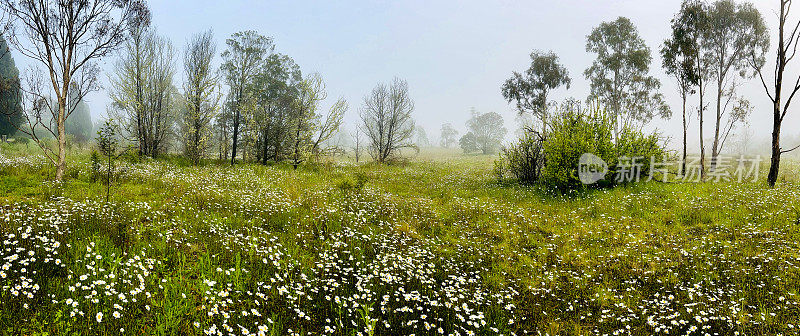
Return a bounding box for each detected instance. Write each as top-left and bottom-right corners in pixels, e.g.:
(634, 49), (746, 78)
(96, 120), (127, 203)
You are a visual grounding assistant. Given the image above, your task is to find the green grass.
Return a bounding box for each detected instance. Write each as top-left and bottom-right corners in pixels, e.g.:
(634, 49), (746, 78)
(0, 145), (799, 335)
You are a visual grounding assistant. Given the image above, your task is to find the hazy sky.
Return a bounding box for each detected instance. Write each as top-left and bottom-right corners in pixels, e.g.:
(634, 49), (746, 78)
(10, 0), (800, 152)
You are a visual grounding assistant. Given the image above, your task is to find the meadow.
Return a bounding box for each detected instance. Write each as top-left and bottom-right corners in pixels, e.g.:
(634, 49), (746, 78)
(1, 144), (800, 335)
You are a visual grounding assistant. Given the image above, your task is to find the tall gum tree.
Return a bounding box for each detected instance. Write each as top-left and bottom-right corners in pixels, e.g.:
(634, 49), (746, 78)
(703, 0), (768, 170)
(750, 0), (800, 187)
(221, 31), (274, 165)
(584, 17), (670, 140)
(1, 0), (150, 180)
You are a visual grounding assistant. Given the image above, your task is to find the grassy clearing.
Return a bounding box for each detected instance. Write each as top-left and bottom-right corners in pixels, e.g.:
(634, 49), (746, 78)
(1, 145), (799, 335)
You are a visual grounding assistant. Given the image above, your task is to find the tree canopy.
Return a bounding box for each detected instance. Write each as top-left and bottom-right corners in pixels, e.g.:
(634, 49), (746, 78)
(0, 35), (20, 136)
(502, 50), (570, 135)
(585, 16), (670, 137)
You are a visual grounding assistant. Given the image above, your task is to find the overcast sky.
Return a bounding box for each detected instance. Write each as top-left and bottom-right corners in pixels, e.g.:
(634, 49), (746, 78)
(9, 0), (800, 152)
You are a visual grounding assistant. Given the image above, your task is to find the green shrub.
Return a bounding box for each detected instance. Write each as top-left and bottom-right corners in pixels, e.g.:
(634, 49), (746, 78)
(495, 131), (545, 184)
(337, 171), (369, 194)
(541, 104), (616, 191)
(497, 101), (670, 191)
(613, 128), (671, 183)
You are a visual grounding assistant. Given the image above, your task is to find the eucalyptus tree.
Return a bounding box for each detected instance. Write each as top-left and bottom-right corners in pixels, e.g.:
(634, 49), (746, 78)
(502, 50), (570, 136)
(360, 78), (416, 163)
(669, 0), (711, 179)
(750, 0), (800, 187)
(309, 96), (347, 158)
(351, 128), (363, 163)
(415, 126), (431, 148)
(110, 27), (177, 157)
(584, 17), (670, 138)
(221, 31), (274, 164)
(181, 30), (221, 165)
(463, 110), (507, 155)
(249, 53), (302, 163)
(704, 0), (768, 169)
(1, 0), (150, 180)
(286, 73), (346, 168)
(439, 123), (458, 148)
(663, 1), (703, 175)
(65, 93), (92, 144)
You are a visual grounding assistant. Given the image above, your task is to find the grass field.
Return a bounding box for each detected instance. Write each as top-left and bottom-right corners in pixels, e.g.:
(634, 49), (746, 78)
(1, 144), (800, 335)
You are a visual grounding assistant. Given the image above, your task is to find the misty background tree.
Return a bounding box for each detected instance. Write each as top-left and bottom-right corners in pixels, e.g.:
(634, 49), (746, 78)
(439, 123), (458, 148)
(0, 35), (20, 137)
(414, 126), (431, 148)
(460, 109), (507, 155)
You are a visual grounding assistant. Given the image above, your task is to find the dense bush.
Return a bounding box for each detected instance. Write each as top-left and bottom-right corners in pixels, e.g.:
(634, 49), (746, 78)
(541, 105), (616, 190)
(495, 131), (545, 184)
(497, 102), (669, 191)
(614, 127), (671, 182)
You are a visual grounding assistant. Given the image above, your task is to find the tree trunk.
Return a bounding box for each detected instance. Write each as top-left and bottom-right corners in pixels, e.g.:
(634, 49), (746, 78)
(231, 110), (240, 165)
(55, 103), (67, 181)
(542, 109), (547, 138)
(261, 128), (269, 165)
(681, 93), (687, 176)
(293, 117), (301, 170)
(698, 69), (706, 180)
(711, 79), (723, 171)
(768, 100), (782, 187)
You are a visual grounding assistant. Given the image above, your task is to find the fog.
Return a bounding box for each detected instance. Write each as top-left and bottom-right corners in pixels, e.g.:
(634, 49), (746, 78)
(7, 0), (800, 157)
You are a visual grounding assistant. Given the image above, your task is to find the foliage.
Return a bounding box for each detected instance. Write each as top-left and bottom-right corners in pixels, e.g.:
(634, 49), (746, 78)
(704, 0), (768, 164)
(495, 130), (545, 184)
(109, 26), (177, 158)
(414, 126), (430, 148)
(96, 120), (122, 202)
(90, 150), (101, 182)
(248, 52), (303, 164)
(287, 73), (346, 168)
(221, 30), (274, 164)
(501, 50), (571, 135)
(662, 0), (706, 176)
(458, 131), (478, 154)
(360, 77), (416, 163)
(584, 16), (671, 136)
(540, 102), (616, 190)
(615, 127), (671, 182)
(439, 123), (458, 148)
(460, 109), (506, 155)
(0, 36), (21, 137)
(180, 31), (220, 165)
(64, 98), (92, 144)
